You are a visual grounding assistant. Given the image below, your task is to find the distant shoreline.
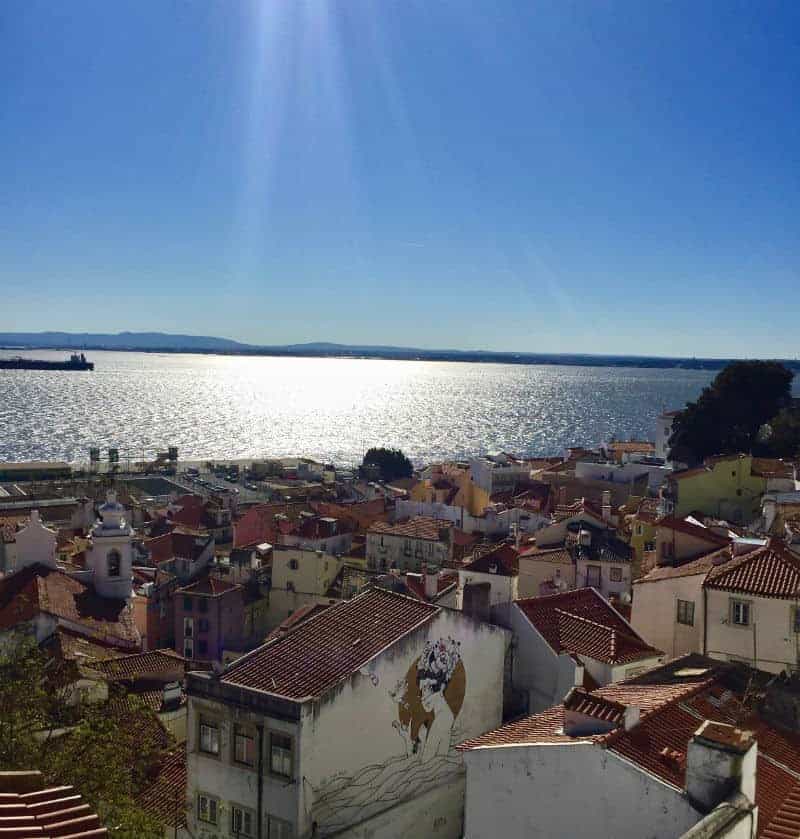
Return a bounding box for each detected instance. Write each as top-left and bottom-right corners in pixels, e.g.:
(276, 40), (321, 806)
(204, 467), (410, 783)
(1, 343), (798, 372)
(2, 343), (799, 372)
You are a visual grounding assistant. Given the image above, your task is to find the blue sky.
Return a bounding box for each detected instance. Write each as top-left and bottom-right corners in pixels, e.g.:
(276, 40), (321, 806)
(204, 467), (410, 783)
(1, 1), (798, 356)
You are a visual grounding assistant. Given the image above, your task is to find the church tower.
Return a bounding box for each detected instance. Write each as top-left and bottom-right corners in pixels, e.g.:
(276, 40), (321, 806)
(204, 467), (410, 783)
(85, 490), (134, 600)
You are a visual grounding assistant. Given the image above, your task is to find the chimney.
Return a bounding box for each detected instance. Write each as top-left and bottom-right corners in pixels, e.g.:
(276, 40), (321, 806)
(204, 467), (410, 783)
(424, 565), (438, 600)
(601, 491), (612, 522)
(685, 722), (756, 813)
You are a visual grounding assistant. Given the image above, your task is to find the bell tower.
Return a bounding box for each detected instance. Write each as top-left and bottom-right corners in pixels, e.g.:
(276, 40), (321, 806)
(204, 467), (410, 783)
(85, 490), (134, 599)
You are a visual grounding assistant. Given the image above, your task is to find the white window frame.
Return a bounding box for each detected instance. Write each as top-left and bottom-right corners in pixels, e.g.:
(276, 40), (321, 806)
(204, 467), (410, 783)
(609, 567), (623, 583)
(184, 638), (194, 659)
(230, 803), (255, 837)
(269, 731), (293, 778)
(199, 719), (220, 756)
(197, 792), (218, 825)
(184, 616), (194, 638)
(234, 725), (256, 767)
(730, 599), (751, 627)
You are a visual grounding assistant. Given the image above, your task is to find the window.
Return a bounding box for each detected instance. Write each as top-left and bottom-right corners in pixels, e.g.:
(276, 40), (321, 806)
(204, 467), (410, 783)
(234, 726), (255, 766)
(403, 539), (412, 556)
(183, 596), (193, 611)
(198, 618), (209, 633)
(677, 599), (695, 626)
(635, 524), (643, 536)
(269, 732), (293, 777)
(198, 640), (208, 656)
(184, 639), (194, 659)
(267, 815), (294, 839)
(107, 549), (121, 577)
(231, 805), (255, 837)
(288, 559), (299, 571)
(198, 598), (208, 613)
(793, 607), (800, 634)
(197, 793), (218, 825)
(199, 719), (220, 755)
(609, 567), (623, 582)
(730, 599), (751, 627)
(586, 565), (601, 587)
(184, 617), (194, 638)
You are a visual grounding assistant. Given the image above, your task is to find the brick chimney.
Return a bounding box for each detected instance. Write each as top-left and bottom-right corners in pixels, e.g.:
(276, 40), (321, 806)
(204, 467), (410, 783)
(424, 565), (438, 600)
(685, 722), (756, 813)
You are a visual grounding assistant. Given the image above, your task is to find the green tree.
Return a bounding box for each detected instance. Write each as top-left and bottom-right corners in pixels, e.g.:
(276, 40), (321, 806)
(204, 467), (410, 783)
(669, 361), (794, 466)
(758, 407), (800, 460)
(361, 447), (414, 482)
(0, 639), (164, 839)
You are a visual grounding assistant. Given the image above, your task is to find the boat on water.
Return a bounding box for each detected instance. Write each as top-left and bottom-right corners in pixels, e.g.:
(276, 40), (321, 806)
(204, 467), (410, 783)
(0, 352), (94, 371)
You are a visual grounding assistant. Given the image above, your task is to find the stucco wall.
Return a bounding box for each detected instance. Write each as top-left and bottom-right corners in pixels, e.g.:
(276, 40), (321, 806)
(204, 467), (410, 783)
(632, 574), (705, 659)
(463, 742), (701, 839)
(706, 589), (800, 673)
(297, 609), (508, 837)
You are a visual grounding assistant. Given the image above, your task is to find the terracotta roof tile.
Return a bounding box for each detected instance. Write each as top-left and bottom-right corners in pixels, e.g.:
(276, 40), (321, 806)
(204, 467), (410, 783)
(0, 564), (139, 648)
(136, 745), (187, 829)
(369, 516), (453, 542)
(91, 649), (186, 682)
(221, 588), (438, 700)
(636, 545), (734, 583)
(464, 543), (519, 576)
(176, 575), (241, 597)
(656, 517), (731, 546)
(516, 588), (661, 664)
(704, 540), (800, 599)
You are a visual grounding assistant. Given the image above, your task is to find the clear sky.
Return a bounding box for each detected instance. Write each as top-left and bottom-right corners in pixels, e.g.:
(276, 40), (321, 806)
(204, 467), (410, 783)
(1, 1), (798, 356)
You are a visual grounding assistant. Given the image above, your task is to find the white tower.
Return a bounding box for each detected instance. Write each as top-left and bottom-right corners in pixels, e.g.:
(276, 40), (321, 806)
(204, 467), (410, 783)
(85, 491), (134, 600)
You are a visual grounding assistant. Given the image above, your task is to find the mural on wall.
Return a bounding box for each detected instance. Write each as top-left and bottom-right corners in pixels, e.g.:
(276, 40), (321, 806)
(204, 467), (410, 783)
(310, 637), (466, 834)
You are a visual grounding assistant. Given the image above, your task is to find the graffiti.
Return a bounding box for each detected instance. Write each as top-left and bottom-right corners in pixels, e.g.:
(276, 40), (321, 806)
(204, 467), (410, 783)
(311, 637), (466, 835)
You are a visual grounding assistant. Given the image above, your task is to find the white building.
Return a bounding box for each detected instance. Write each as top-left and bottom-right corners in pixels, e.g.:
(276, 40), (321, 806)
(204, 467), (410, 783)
(459, 655), (800, 839)
(456, 543), (520, 615)
(468, 454), (531, 496)
(501, 587), (663, 713)
(186, 587), (509, 839)
(655, 409), (681, 461)
(574, 458), (669, 493)
(394, 498), (550, 537)
(12, 510), (57, 572)
(366, 517), (454, 571)
(84, 491), (134, 600)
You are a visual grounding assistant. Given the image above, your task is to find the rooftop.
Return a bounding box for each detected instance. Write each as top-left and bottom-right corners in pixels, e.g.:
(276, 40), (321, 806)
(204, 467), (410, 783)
(176, 575), (241, 597)
(0, 564), (139, 648)
(516, 587), (661, 665)
(369, 516), (453, 542)
(704, 539), (800, 599)
(463, 542), (519, 576)
(220, 587), (438, 700)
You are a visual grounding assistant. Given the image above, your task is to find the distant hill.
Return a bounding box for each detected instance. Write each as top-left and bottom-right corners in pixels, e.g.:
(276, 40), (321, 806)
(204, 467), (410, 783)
(0, 331), (251, 351)
(0, 331), (797, 372)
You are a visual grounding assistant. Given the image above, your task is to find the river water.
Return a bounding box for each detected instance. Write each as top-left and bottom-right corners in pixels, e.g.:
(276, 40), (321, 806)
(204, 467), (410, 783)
(0, 350), (716, 466)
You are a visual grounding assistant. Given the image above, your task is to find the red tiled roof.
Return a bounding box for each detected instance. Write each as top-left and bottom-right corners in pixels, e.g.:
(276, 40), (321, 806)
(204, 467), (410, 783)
(233, 503), (312, 549)
(176, 575), (241, 597)
(221, 588), (438, 700)
(656, 516), (731, 546)
(0, 776), (108, 837)
(516, 588), (661, 665)
(403, 571), (458, 602)
(464, 543), (519, 576)
(704, 540), (800, 599)
(146, 530), (212, 565)
(369, 516), (453, 541)
(91, 649), (186, 681)
(519, 546), (572, 563)
(136, 745), (187, 830)
(264, 603), (333, 643)
(565, 688), (627, 724)
(636, 545), (734, 583)
(0, 564), (139, 648)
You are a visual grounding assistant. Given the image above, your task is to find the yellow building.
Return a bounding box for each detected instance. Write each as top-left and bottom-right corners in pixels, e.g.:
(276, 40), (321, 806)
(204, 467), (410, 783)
(663, 453), (772, 524)
(410, 464), (490, 516)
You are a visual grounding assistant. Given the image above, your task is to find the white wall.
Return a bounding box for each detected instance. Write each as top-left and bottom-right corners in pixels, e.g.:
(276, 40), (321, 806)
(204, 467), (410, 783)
(366, 531), (452, 571)
(457, 569), (518, 609)
(14, 512), (57, 571)
(632, 575), (705, 659)
(463, 742), (701, 839)
(705, 589), (800, 674)
(298, 609), (509, 838)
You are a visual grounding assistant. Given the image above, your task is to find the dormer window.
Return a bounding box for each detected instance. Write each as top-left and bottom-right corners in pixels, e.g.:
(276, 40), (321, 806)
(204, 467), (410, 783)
(107, 550), (121, 577)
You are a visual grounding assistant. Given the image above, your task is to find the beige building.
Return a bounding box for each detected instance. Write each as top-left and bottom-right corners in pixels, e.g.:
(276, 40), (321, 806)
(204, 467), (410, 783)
(267, 546), (342, 630)
(366, 517), (454, 571)
(517, 546), (575, 598)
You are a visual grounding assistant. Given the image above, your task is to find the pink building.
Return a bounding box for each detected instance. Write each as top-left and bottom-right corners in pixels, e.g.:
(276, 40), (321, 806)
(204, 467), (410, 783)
(174, 576), (244, 665)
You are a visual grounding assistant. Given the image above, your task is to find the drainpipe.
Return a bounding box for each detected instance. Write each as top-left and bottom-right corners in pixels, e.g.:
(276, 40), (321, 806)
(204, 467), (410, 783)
(256, 724), (264, 839)
(703, 586), (708, 656)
